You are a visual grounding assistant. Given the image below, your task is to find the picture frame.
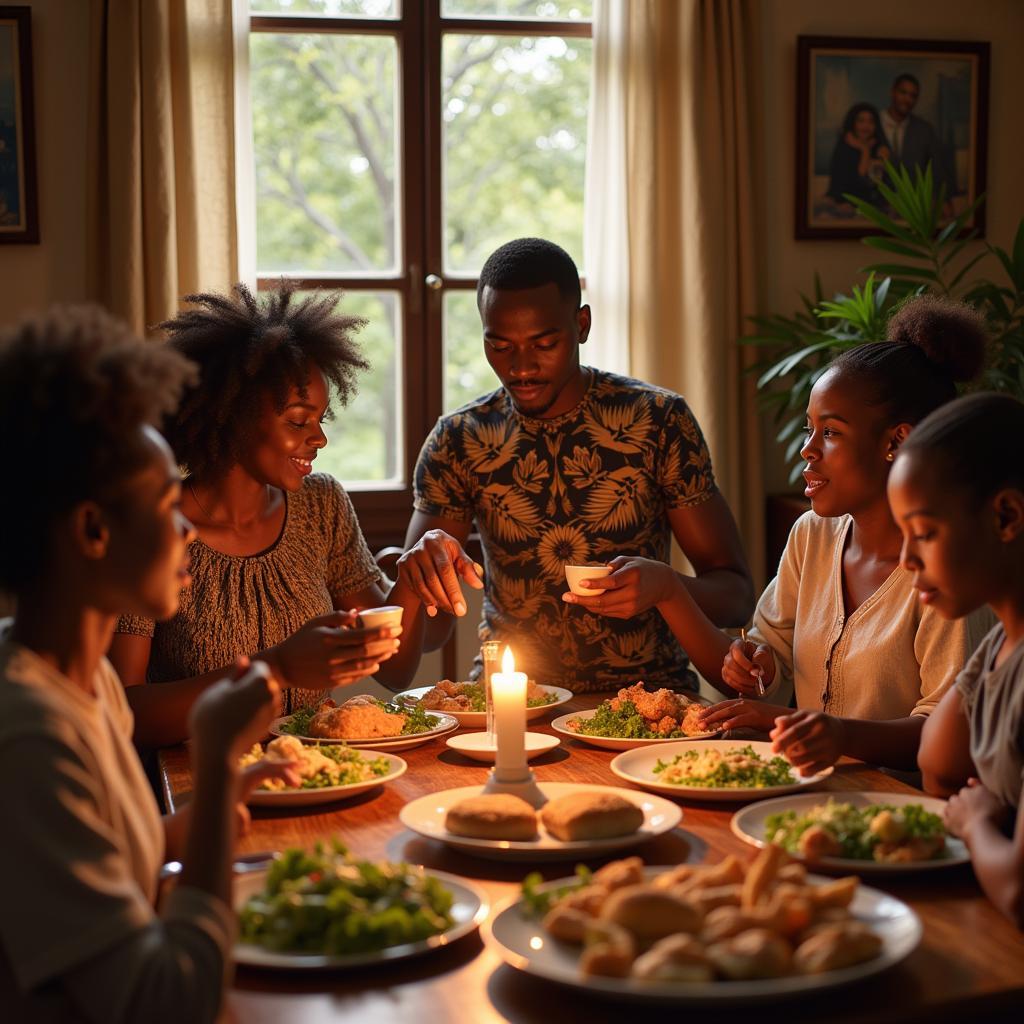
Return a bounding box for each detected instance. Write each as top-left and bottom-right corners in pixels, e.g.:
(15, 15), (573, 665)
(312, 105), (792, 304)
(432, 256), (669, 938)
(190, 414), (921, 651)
(0, 6), (38, 244)
(795, 36), (989, 240)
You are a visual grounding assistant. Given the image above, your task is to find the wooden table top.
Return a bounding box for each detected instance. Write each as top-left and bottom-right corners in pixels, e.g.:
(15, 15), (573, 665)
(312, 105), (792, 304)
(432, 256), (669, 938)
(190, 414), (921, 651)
(160, 695), (1024, 1024)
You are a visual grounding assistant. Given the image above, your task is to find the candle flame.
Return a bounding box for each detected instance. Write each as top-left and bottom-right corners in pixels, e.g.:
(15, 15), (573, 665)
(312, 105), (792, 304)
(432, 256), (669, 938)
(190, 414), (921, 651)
(501, 645), (515, 674)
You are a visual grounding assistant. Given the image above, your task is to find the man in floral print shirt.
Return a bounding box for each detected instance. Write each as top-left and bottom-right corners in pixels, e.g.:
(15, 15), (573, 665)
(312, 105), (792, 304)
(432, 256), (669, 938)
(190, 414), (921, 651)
(397, 238), (754, 692)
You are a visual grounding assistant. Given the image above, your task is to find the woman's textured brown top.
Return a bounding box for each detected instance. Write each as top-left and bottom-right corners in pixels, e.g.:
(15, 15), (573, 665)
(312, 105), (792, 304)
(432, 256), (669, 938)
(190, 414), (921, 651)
(116, 474), (385, 713)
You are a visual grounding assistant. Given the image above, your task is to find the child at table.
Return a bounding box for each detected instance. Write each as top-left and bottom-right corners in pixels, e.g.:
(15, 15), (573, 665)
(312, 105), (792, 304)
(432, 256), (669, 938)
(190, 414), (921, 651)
(0, 306), (298, 1021)
(571, 296), (992, 774)
(889, 392), (1024, 929)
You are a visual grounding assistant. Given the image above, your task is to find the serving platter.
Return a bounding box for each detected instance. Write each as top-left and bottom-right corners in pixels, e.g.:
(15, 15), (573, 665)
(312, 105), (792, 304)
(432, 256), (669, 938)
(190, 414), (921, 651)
(246, 750), (408, 807)
(233, 867), (488, 969)
(551, 709), (721, 751)
(398, 781), (682, 861)
(731, 791), (970, 872)
(394, 683), (573, 728)
(610, 740), (832, 803)
(483, 867), (922, 1004)
(269, 711), (459, 752)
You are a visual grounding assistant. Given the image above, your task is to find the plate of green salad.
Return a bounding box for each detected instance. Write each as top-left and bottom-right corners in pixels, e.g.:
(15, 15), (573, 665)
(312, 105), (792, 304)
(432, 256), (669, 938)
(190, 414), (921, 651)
(730, 792), (969, 872)
(234, 842), (489, 969)
(610, 740), (831, 802)
(395, 680), (572, 727)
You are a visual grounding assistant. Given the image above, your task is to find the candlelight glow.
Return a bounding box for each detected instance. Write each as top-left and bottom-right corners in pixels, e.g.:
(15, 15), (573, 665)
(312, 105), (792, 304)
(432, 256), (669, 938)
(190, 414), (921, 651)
(501, 646), (515, 674)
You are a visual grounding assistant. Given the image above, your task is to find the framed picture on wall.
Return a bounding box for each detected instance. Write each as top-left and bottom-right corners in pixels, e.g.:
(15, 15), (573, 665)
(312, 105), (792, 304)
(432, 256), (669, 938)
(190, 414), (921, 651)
(0, 6), (38, 244)
(795, 36), (990, 240)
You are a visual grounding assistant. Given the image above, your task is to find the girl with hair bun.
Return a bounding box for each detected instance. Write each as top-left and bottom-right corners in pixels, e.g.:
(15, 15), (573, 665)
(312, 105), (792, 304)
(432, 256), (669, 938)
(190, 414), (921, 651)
(641, 295), (993, 774)
(889, 392), (1024, 928)
(0, 306), (297, 1020)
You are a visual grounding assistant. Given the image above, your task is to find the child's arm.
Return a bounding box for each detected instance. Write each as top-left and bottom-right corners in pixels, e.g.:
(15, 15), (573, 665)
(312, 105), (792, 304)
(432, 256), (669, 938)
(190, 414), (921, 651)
(918, 687), (976, 796)
(946, 779), (1024, 930)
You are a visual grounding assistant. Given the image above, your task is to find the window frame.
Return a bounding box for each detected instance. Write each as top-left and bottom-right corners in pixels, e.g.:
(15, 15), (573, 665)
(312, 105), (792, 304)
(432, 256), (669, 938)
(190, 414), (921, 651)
(249, 2), (592, 549)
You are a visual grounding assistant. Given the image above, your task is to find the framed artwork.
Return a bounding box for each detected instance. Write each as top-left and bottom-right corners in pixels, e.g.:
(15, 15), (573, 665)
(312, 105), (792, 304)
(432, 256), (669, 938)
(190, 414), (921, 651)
(0, 6), (37, 244)
(795, 36), (989, 240)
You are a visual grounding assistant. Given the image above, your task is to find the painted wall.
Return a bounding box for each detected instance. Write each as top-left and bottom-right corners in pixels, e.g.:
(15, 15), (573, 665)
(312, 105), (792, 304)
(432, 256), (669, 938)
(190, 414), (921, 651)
(0, 0), (89, 326)
(753, 0), (1024, 491)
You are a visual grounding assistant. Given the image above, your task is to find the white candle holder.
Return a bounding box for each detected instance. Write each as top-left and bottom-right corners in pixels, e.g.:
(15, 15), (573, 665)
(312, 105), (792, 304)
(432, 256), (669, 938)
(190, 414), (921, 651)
(482, 765), (548, 808)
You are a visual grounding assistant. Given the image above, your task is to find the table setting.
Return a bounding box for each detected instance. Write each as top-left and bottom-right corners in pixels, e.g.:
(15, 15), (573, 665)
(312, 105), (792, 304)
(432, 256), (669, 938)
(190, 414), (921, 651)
(159, 639), (1024, 1024)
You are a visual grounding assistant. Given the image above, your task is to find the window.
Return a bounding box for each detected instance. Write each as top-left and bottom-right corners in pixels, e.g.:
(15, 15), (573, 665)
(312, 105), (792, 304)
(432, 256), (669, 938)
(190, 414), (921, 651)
(247, 0), (592, 545)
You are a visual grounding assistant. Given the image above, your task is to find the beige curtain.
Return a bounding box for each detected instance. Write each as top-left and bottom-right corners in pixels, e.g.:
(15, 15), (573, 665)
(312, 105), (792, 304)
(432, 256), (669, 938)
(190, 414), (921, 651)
(585, 0), (765, 585)
(87, 0), (239, 335)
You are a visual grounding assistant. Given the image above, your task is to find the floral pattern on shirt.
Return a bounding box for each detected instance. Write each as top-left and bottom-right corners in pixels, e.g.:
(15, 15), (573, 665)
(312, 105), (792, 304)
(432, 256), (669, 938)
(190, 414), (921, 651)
(413, 369), (716, 692)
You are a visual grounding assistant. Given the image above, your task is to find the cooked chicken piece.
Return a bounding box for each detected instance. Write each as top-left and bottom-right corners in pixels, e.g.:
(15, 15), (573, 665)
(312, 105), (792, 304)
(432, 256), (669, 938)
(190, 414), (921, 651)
(419, 679), (475, 711)
(798, 824), (843, 861)
(309, 698), (407, 739)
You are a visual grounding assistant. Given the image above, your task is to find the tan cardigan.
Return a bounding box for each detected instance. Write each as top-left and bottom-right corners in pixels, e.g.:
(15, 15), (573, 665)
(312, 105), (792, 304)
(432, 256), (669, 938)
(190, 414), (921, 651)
(749, 512), (992, 720)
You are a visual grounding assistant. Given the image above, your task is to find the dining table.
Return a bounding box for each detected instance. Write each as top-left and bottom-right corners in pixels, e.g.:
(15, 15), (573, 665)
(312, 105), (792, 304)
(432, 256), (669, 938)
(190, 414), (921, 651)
(159, 693), (1024, 1024)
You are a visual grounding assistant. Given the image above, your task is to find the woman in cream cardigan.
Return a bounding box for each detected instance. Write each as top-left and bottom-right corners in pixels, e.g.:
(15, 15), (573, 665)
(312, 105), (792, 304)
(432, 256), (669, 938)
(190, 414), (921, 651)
(564, 296), (993, 774)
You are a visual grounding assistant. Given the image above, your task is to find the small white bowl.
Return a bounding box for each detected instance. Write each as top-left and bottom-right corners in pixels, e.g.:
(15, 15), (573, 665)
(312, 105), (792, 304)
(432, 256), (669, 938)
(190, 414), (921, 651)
(446, 731), (561, 764)
(358, 605), (403, 629)
(564, 563), (612, 596)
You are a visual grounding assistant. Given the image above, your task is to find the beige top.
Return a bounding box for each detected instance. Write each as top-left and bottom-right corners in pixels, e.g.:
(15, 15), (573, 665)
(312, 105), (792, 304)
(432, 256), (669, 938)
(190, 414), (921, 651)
(749, 512), (992, 719)
(117, 473), (385, 713)
(957, 624), (1024, 808)
(0, 623), (234, 1023)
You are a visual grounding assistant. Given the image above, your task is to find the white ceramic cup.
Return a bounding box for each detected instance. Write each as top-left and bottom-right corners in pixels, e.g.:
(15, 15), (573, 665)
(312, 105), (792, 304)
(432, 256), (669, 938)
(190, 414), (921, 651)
(357, 605), (404, 629)
(564, 564), (613, 596)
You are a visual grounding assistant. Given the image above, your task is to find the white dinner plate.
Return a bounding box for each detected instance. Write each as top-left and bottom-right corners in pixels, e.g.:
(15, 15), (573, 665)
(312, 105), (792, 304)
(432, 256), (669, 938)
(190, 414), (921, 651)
(269, 711), (459, 751)
(398, 781), (682, 862)
(551, 708), (721, 751)
(445, 731), (560, 764)
(731, 791), (970, 872)
(483, 867), (922, 1004)
(610, 740), (832, 802)
(233, 867), (488, 969)
(394, 684), (573, 728)
(246, 750), (408, 807)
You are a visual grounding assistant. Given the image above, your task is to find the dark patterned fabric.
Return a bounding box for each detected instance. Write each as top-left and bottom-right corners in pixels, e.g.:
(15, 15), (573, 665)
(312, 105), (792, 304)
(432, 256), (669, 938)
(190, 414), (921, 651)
(414, 368), (716, 692)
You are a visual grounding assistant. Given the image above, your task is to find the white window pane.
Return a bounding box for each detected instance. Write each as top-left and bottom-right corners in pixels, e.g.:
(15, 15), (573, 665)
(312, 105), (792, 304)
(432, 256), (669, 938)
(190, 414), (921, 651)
(250, 1), (399, 17)
(442, 33), (591, 275)
(306, 290), (403, 486)
(444, 290), (493, 412)
(442, 1), (591, 18)
(251, 33), (399, 274)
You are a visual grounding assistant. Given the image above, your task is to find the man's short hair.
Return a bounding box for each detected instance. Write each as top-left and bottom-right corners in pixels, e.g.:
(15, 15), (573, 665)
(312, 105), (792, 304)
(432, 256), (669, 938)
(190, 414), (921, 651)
(892, 73), (920, 91)
(476, 237), (582, 308)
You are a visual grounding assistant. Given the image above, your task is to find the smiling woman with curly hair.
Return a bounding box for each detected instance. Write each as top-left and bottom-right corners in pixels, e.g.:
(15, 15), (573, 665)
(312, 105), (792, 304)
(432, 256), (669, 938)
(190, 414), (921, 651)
(108, 283), (428, 748)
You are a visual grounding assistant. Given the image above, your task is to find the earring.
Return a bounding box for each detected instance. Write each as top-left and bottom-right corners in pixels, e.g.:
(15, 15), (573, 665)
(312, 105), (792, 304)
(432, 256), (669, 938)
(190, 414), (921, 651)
(885, 452), (895, 462)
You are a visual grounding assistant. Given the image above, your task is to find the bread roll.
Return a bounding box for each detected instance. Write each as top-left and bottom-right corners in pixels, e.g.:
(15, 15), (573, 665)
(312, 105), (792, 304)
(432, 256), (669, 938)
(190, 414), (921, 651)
(539, 792), (643, 841)
(444, 794), (538, 840)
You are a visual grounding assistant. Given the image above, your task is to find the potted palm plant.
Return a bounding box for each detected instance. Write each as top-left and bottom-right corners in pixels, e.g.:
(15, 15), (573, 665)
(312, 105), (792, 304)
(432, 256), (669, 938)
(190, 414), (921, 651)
(748, 163), (1024, 485)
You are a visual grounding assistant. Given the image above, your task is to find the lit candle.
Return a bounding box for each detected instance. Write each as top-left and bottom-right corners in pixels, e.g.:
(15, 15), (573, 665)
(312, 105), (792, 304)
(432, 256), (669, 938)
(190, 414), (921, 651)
(490, 645), (527, 779)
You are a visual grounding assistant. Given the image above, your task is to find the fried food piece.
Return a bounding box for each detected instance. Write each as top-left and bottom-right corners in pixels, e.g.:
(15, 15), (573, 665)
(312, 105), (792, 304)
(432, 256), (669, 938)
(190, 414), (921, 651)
(794, 922), (883, 973)
(600, 885), (704, 940)
(741, 844), (787, 909)
(807, 876), (858, 909)
(651, 864), (696, 890)
(308, 697), (407, 739)
(419, 679), (474, 711)
(874, 834), (945, 863)
(632, 934), (714, 983)
(798, 824), (843, 860)
(580, 920), (636, 978)
(707, 928), (793, 980)
(593, 857), (645, 891)
(543, 905), (594, 944)
(686, 883), (743, 914)
(557, 884), (612, 917)
(672, 856), (744, 896)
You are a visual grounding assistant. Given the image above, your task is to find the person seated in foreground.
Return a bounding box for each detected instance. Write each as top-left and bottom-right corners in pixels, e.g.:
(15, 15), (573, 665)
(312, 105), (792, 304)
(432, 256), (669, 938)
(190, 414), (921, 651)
(397, 237), (755, 692)
(892, 394), (1024, 929)
(109, 283), (431, 749)
(0, 305), (297, 1021)
(636, 297), (994, 773)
